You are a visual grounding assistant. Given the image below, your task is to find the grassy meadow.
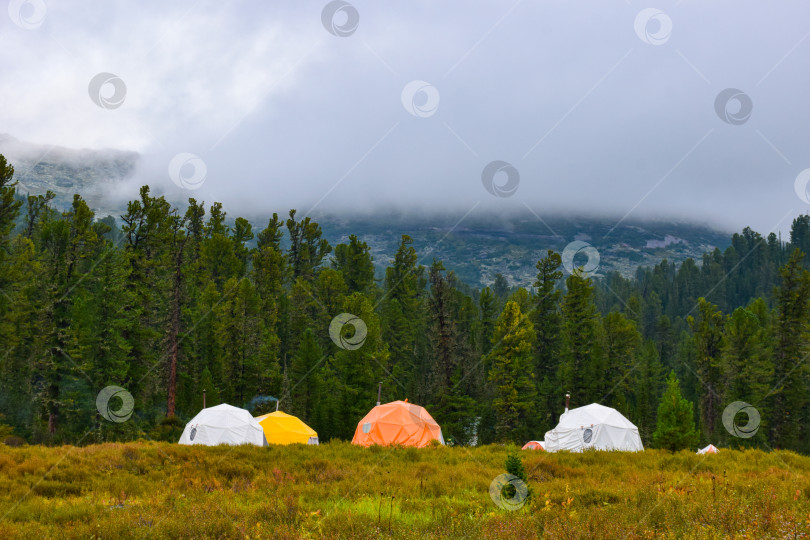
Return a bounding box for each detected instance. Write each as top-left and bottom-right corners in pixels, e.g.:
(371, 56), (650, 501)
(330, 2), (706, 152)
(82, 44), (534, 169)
(1, 442), (809, 539)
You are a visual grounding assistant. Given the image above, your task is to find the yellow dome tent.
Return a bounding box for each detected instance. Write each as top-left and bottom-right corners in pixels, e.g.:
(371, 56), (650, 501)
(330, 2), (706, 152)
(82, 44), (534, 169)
(255, 411), (319, 445)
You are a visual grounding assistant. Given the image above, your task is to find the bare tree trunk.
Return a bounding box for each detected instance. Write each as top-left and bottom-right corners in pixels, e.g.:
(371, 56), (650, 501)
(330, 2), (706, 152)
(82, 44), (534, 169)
(166, 237), (186, 417)
(47, 379), (59, 434)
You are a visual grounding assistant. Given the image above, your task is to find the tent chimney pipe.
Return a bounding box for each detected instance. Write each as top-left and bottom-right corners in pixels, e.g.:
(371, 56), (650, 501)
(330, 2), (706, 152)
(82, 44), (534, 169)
(276, 399), (279, 412)
(203, 389), (206, 409)
(565, 392), (570, 412)
(377, 382), (382, 406)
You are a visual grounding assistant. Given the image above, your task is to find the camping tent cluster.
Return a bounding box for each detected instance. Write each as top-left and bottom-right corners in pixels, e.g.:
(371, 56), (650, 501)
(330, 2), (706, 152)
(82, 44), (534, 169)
(178, 399), (445, 448)
(179, 405), (319, 447)
(180, 398), (708, 453)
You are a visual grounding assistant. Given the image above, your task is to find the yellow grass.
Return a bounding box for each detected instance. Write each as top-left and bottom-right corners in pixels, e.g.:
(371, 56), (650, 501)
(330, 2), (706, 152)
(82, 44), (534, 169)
(0, 441), (809, 539)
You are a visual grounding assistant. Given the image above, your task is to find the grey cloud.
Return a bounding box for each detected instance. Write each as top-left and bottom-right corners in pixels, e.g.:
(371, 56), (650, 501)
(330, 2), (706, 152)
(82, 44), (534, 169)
(0, 0), (808, 236)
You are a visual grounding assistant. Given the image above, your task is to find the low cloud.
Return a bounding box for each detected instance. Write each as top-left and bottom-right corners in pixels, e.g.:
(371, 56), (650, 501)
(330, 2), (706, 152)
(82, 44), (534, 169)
(0, 0), (808, 236)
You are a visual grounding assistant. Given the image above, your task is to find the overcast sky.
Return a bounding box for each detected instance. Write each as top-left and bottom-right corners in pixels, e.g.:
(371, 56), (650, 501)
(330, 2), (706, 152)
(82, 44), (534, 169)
(1, 0), (808, 235)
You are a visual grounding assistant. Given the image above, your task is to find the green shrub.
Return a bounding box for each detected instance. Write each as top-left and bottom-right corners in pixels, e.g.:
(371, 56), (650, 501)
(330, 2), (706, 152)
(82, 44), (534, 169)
(0, 413), (15, 440)
(148, 416), (185, 442)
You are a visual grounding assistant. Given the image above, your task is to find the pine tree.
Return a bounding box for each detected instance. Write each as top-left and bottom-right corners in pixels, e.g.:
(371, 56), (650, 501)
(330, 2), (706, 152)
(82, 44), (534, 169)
(531, 250), (563, 430)
(720, 301), (772, 447)
(502, 452), (530, 500)
(687, 297), (725, 442)
(492, 273), (509, 302)
(330, 293), (388, 439)
(478, 287), (497, 357)
(0, 155), (21, 247)
(426, 261), (478, 445)
(35, 195), (103, 437)
(601, 311), (641, 413)
(77, 245), (134, 389)
(231, 217), (254, 275)
(652, 371), (699, 451)
(119, 186), (173, 416)
(633, 340), (664, 445)
(23, 191), (54, 239)
(201, 228), (240, 289)
(165, 207), (190, 417)
(488, 301), (536, 443)
(559, 271), (601, 406)
(286, 209), (332, 281)
(197, 367), (220, 410)
(333, 234), (375, 294)
(428, 260), (457, 393)
(215, 277), (264, 407)
(382, 235), (427, 401)
(252, 219), (284, 393)
(0, 155), (29, 434)
(288, 328), (324, 421)
(769, 249), (810, 451)
(315, 269), (349, 331)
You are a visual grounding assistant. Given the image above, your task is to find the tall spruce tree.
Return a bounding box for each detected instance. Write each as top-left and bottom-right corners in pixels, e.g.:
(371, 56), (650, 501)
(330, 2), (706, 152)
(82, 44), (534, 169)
(382, 235), (427, 401)
(687, 297), (725, 442)
(333, 234), (375, 294)
(652, 371), (699, 451)
(601, 311), (641, 414)
(426, 261), (478, 445)
(769, 249), (810, 451)
(558, 270), (601, 407)
(531, 250), (563, 430)
(721, 302), (772, 447)
(288, 328), (324, 421)
(488, 300), (536, 443)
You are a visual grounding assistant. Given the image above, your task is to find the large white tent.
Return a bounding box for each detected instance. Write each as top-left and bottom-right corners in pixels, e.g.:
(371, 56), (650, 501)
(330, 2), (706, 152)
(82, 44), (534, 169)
(178, 404), (268, 446)
(543, 403), (643, 452)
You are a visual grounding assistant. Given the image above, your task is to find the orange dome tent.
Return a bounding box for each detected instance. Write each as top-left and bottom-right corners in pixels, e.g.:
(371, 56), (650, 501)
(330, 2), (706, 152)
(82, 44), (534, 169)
(352, 400), (445, 447)
(522, 440), (545, 450)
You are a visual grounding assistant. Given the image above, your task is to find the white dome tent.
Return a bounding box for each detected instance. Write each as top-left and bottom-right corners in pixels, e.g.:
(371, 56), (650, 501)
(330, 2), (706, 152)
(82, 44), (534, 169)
(543, 402), (644, 452)
(179, 404), (268, 446)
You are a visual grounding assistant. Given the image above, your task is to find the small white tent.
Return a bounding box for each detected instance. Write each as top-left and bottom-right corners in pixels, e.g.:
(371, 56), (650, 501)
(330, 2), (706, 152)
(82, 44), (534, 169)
(179, 404), (268, 446)
(543, 403), (643, 452)
(697, 444), (718, 454)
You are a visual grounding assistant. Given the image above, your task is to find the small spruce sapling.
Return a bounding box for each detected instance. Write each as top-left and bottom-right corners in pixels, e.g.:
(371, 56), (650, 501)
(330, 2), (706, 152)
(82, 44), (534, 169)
(503, 451), (530, 500)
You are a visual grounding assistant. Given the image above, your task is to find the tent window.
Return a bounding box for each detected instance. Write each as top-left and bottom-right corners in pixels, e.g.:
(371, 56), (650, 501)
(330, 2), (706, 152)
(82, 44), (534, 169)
(190, 427), (197, 441)
(583, 428), (593, 444)
(362, 422), (372, 434)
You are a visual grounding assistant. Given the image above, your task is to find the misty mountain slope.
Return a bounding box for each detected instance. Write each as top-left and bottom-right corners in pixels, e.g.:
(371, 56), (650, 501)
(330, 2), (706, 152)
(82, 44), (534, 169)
(0, 134), (730, 288)
(0, 134), (138, 214)
(312, 212), (731, 288)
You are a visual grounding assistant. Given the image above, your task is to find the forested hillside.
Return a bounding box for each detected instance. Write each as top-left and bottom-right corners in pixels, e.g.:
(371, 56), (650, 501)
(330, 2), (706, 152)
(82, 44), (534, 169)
(1, 154), (808, 453)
